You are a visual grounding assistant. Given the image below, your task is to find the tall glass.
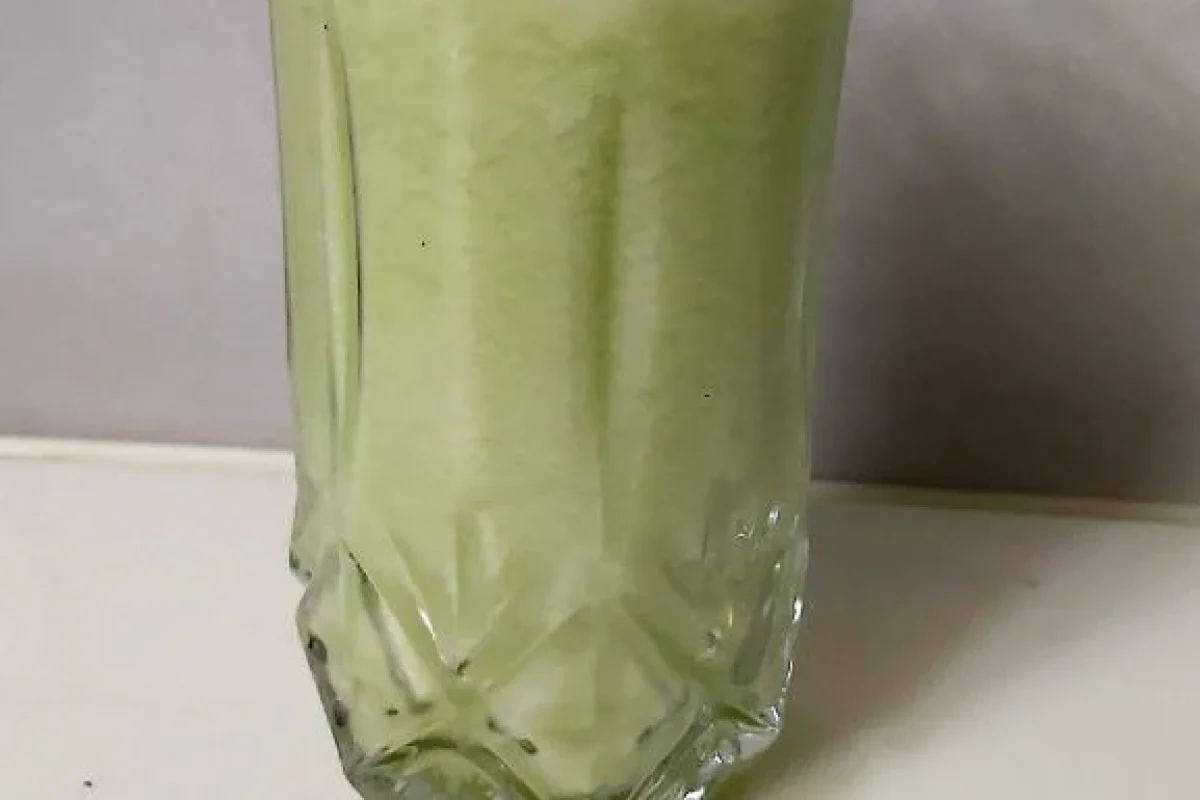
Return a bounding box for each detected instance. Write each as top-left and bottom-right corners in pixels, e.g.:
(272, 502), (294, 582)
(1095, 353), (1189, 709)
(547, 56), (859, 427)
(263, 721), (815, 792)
(270, 0), (852, 797)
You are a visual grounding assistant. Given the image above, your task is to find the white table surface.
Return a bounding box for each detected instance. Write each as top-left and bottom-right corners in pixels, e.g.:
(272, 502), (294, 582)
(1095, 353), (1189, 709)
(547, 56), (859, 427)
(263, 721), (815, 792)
(2, 442), (1199, 800)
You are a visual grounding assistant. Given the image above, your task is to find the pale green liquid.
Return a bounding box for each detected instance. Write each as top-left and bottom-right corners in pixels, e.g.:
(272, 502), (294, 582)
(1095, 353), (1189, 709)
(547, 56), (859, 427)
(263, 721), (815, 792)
(270, 0), (850, 797)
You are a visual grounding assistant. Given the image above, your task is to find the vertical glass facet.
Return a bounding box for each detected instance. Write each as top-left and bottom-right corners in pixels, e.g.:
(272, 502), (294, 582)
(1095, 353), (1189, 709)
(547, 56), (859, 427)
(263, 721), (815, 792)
(269, 0), (851, 797)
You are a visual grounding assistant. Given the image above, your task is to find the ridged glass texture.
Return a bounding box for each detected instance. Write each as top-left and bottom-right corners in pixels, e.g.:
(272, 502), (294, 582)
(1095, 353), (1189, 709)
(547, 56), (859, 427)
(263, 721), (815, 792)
(269, 0), (851, 797)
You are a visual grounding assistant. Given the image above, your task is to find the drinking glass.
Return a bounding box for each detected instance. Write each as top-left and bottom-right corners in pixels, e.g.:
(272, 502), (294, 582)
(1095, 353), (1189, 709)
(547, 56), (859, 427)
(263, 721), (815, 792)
(269, 1), (853, 797)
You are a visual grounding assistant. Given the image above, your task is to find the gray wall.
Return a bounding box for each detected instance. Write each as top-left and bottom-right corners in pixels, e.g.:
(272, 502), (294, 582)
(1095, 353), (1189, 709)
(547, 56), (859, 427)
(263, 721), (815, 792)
(2, 0), (1198, 502)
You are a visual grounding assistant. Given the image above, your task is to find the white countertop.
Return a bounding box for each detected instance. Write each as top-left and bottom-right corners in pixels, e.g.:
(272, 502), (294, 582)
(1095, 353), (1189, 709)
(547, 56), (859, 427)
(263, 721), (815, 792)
(2, 441), (1198, 800)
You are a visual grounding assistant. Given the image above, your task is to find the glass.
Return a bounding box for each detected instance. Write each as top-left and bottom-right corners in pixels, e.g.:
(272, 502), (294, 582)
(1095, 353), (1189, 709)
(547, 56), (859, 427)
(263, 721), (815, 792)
(269, 0), (852, 798)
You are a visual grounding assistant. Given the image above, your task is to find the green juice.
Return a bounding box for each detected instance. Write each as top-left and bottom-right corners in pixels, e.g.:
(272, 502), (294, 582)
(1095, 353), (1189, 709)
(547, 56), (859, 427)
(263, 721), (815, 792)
(270, 0), (851, 797)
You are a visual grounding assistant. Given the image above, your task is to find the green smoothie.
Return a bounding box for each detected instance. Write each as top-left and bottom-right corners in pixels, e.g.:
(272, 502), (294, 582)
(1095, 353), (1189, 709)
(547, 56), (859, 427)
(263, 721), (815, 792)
(271, 0), (851, 796)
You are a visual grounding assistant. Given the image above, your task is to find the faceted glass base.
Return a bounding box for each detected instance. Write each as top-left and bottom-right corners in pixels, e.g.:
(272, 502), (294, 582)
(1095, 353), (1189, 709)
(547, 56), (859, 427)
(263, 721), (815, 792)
(295, 530), (804, 800)
(344, 711), (780, 800)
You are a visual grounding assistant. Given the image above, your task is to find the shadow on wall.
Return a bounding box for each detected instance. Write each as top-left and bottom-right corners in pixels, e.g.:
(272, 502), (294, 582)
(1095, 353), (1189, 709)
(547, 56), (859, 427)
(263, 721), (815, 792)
(812, 0), (1200, 504)
(714, 3), (1200, 797)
